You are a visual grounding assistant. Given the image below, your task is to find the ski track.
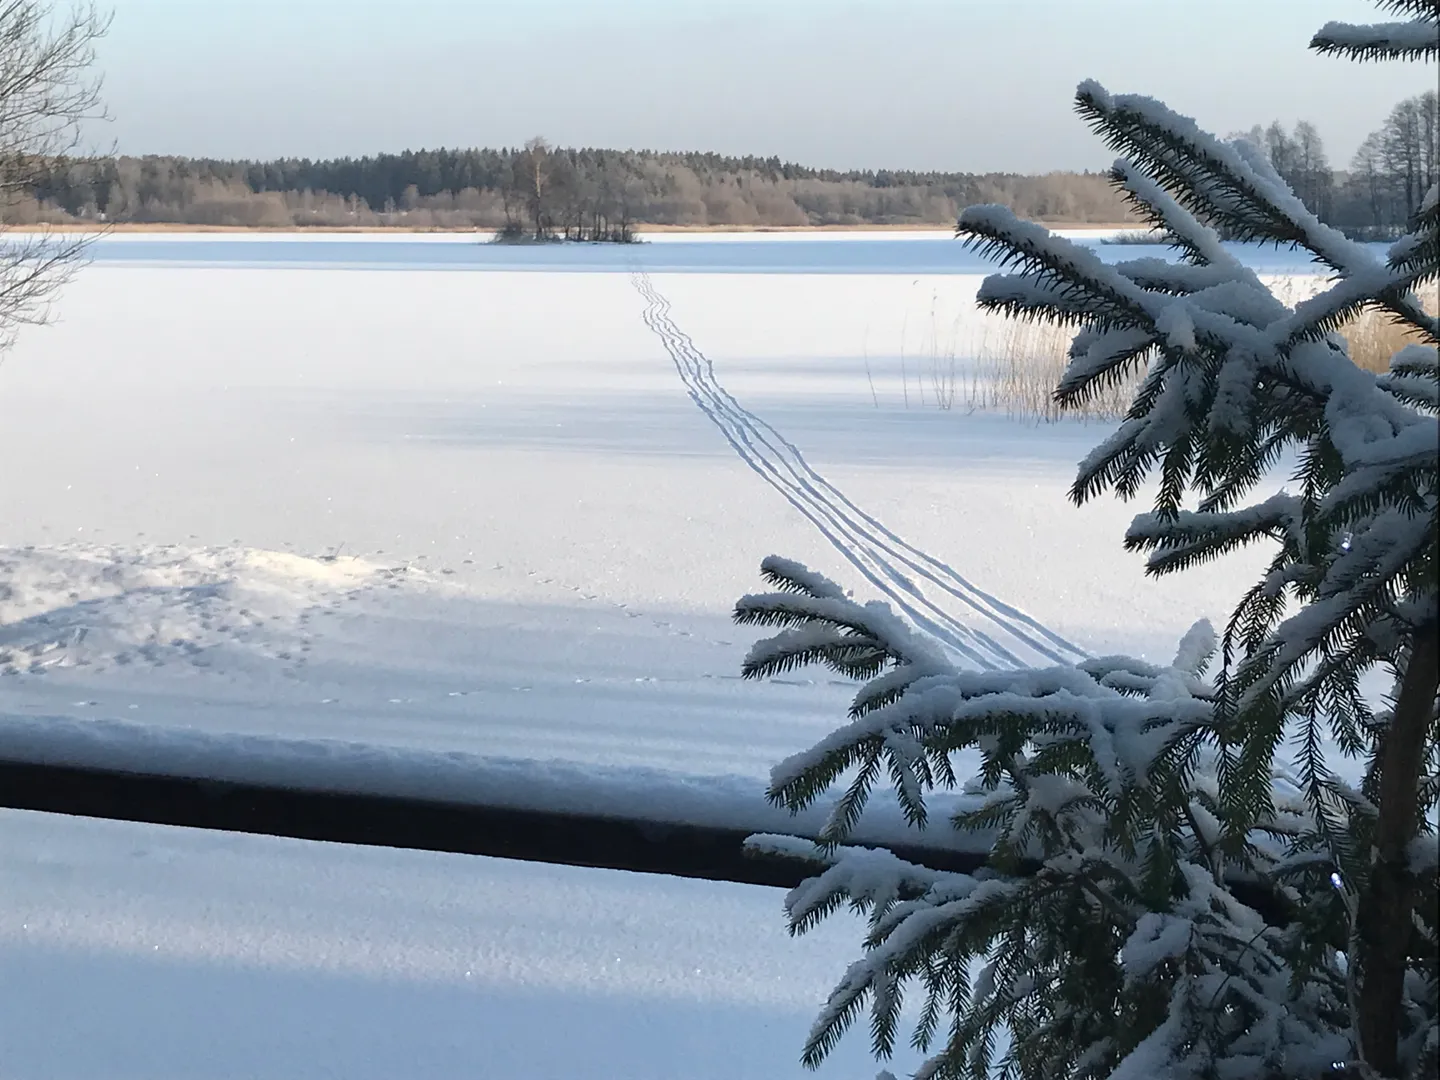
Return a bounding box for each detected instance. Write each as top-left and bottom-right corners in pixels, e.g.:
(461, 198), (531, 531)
(632, 269), (1089, 672)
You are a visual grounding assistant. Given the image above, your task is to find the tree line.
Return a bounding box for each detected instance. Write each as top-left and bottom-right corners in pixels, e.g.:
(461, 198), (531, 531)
(6, 88), (1431, 236)
(1232, 88), (1437, 238)
(14, 145), (1138, 231)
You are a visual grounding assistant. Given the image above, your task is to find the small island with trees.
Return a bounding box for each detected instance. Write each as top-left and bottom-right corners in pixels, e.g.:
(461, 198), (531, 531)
(493, 138), (640, 244)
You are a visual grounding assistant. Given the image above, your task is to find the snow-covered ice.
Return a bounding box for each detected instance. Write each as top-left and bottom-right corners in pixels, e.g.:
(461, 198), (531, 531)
(0, 233), (1326, 1077)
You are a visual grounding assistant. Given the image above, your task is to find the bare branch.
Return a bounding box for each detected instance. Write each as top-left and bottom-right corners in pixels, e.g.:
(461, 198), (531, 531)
(0, 2), (109, 349)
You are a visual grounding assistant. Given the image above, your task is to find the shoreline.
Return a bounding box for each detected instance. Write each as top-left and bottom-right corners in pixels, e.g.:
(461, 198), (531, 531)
(3, 220), (1142, 235)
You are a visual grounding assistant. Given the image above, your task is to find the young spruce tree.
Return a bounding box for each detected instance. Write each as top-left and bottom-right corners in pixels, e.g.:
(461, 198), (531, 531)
(737, 4), (1438, 1078)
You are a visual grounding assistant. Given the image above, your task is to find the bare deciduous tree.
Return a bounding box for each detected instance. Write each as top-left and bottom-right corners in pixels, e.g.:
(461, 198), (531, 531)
(517, 136), (553, 239)
(0, 1), (109, 349)
(1290, 119), (1333, 217)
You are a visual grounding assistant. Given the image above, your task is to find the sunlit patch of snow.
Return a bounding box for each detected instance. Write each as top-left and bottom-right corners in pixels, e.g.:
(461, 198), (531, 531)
(0, 543), (407, 674)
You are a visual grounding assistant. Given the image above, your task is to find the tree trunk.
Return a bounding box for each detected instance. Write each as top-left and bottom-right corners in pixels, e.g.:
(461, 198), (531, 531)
(1357, 620), (1439, 1077)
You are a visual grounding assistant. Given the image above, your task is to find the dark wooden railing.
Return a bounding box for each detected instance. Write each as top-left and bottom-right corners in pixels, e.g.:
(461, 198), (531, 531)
(0, 748), (1301, 935)
(0, 754), (990, 890)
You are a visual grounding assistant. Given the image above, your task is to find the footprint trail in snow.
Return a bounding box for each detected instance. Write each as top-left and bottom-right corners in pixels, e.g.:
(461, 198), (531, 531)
(632, 269), (1089, 671)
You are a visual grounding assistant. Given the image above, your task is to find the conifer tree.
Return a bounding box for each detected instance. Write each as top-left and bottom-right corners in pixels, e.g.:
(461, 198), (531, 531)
(737, 4), (1438, 1077)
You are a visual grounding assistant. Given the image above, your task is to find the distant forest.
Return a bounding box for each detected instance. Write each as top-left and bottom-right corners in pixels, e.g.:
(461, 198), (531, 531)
(8, 90), (1434, 235)
(14, 149), (1138, 231)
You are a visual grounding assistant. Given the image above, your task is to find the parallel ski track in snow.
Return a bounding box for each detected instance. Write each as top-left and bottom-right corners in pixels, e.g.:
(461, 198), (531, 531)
(632, 269), (1089, 671)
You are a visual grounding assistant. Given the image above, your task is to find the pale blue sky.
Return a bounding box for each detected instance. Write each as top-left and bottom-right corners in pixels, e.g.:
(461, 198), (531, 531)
(94, 0), (1435, 171)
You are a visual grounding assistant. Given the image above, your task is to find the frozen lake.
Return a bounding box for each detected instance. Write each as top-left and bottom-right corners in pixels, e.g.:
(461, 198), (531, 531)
(0, 232), (1312, 1078)
(85, 228), (1358, 274)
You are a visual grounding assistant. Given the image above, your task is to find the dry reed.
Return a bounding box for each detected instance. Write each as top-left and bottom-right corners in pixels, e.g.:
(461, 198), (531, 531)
(1339, 288), (1438, 374)
(874, 274), (1435, 425)
(1267, 274), (1438, 375)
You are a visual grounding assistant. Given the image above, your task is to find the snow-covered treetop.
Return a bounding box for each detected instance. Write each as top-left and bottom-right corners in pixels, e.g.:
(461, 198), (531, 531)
(956, 77), (1437, 846)
(738, 6), (1437, 1076)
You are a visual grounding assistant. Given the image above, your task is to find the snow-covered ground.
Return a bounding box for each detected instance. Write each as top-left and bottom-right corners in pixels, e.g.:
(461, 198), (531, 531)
(0, 808), (889, 1080)
(0, 234), (1322, 1077)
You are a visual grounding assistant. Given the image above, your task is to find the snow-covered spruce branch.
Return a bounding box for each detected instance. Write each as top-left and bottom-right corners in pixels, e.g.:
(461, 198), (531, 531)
(1386, 185), (1438, 289)
(1310, 1), (1439, 64)
(733, 558), (1374, 1079)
